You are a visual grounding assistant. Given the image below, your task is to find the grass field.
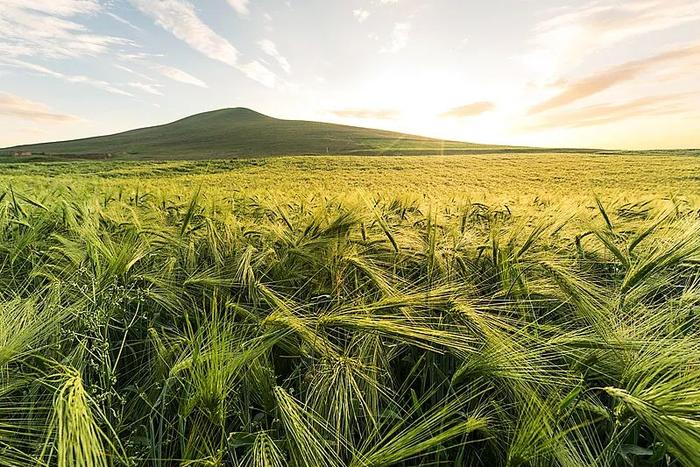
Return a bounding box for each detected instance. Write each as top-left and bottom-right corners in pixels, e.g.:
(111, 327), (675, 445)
(3, 153), (699, 202)
(1, 154), (700, 466)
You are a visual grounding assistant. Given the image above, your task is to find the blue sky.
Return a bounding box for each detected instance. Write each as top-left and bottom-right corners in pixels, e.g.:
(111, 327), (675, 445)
(1, 0), (699, 149)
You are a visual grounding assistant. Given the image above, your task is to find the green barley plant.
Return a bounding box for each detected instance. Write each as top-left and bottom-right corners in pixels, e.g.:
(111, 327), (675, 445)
(0, 156), (698, 465)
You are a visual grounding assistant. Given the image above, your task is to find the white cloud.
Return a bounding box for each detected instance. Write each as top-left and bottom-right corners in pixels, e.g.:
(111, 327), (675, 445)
(237, 60), (277, 88)
(3, 0), (101, 17)
(227, 0), (250, 16)
(0, 0), (130, 59)
(0, 1), (134, 99)
(117, 55), (209, 89)
(523, 0), (700, 82)
(353, 9), (370, 23)
(528, 43), (700, 114)
(129, 0), (239, 67)
(118, 52), (165, 61)
(114, 64), (157, 82)
(106, 12), (142, 31)
(127, 82), (164, 96)
(153, 64), (208, 88)
(381, 22), (411, 53)
(440, 102), (496, 118)
(259, 40), (291, 74)
(0, 92), (80, 123)
(1, 58), (133, 96)
(527, 93), (694, 129)
(129, 0), (278, 87)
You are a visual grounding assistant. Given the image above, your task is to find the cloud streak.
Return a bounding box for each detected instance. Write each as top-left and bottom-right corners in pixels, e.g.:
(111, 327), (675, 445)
(129, 0), (239, 66)
(4, 0), (101, 16)
(0, 92), (79, 123)
(0, 0), (130, 60)
(117, 56), (209, 89)
(1, 58), (133, 96)
(127, 82), (164, 96)
(541, 0), (700, 45)
(529, 43), (700, 114)
(523, 0), (700, 80)
(440, 102), (495, 118)
(153, 64), (208, 88)
(227, 0), (250, 16)
(528, 94), (695, 129)
(129, 0), (277, 87)
(259, 40), (291, 74)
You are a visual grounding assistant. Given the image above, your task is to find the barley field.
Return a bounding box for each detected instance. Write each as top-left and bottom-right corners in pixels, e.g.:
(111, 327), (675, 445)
(1, 154), (699, 466)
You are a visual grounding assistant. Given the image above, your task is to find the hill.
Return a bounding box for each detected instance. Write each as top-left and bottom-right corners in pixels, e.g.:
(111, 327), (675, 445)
(0, 108), (519, 160)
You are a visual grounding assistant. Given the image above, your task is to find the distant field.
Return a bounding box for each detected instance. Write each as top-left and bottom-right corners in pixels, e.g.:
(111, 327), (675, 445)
(2, 153), (699, 204)
(1, 154), (700, 465)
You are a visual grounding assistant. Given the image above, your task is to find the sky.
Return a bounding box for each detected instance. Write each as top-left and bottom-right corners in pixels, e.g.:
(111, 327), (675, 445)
(1, 0), (700, 149)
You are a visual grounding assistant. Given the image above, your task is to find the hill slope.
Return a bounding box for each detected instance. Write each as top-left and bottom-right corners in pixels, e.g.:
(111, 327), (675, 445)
(1, 108), (510, 160)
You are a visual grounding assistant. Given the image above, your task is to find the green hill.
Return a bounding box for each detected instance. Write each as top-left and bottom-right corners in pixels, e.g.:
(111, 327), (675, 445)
(1, 108), (522, 160)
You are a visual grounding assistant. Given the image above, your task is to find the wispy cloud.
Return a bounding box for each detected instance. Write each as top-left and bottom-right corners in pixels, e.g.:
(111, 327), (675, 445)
(129, 0), (239, 66)
(117, 54), (209, 89)
(381, 22), (411, 53)
(129, 0), (278, 87)
(114, 64), (157, 82)
(542, 0), (700, 45)
(1, 58), (133, 96)
(227, 0), (250, 16)
(353, 9), (370, 23)
(3, 0), (101, 17)
(529, 94), (695, 129)
(0, 0), (139, 98)
(331, 108), (399, 119)
(523, 0), (700, 81)
(440, 102), (495, 118)
(529, 43), (700, 114)
(153, 64), (208, 88)
(105, 11), (142, 31)
(0, 92), (79, 123)
(0, 0), (130, 60)
(127, 82), (164, 96)
(259, 40), (291, 74)
(236, 61), (277, 88)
